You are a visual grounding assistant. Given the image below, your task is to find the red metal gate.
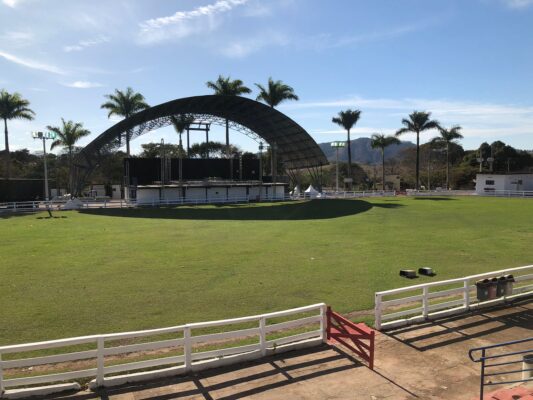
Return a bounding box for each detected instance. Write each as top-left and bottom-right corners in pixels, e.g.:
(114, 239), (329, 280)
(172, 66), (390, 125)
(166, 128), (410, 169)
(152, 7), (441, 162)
(326, 306), (375, 369)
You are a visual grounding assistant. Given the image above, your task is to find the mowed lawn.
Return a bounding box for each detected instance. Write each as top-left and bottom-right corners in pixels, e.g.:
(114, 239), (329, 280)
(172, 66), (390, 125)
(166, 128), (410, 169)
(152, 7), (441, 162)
(1, 196), (532, 345)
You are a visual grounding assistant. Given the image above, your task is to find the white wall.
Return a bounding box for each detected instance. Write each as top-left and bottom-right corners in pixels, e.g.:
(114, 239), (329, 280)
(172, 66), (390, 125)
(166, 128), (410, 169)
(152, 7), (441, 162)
(185, 187), (206, 200)
(228, 186), (247, 199)
(137, 188), (160, 204)
(207, 187), (226, 201)
(476, 174), (533, 193)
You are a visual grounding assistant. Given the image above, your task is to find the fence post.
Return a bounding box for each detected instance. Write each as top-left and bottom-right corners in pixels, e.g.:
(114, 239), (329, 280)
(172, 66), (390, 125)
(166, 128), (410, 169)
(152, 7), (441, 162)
(375, 294), (382, 330)
(422, 287), (429, 318)
(259, 317), (267, 356)
(184, 326), (192, 372)
(464, 279), (471, 310)
(326, 306), (331, 341)
(96, 337), (104, 387)
(369, 330), (375, 370)
(321, 305), (328, 343)
(0, 351), (4, 395)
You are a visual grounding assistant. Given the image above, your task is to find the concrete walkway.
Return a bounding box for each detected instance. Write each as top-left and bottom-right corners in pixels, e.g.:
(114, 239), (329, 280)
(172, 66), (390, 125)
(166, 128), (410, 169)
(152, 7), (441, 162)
(37, 298), (532, 400)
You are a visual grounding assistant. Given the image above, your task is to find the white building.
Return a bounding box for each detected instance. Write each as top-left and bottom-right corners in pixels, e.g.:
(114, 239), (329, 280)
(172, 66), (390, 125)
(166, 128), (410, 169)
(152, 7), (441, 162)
(475, 173), (533, 194)
(135, 182), (287, 205)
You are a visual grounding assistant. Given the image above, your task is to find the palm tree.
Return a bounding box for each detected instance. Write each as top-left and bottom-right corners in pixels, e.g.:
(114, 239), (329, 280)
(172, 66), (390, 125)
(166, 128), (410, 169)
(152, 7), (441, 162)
(0, 90), (35, 179)
(255, 77), (299, 108)
(332, 109), (361, 177)
(433, 125), (463, 190)
(370, 133), (400, 191)
(101, 87), (149, 156)
(170, 114), (195, 181)
(206, 75), (251, 169)
(170, 114), (195, 151)
(47, 118), (90, 191)
(395, 111), (440, 190)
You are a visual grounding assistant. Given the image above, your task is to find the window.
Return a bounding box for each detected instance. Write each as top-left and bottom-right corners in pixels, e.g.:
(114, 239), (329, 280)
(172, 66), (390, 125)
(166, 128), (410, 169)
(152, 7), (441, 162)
(485, 180), (495, 185)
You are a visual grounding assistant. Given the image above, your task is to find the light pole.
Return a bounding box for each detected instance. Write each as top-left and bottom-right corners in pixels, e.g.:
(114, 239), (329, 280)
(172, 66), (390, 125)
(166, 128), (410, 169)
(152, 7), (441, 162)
(258, 142), (264, 182)
(32, 131), (56, 201)
(331, 141), (345, 193)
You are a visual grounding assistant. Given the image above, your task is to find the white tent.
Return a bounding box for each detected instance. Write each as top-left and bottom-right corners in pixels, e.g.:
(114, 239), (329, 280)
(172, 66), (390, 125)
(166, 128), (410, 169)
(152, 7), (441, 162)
(292, 185), (301, 196)
(304, 185), (320, 198)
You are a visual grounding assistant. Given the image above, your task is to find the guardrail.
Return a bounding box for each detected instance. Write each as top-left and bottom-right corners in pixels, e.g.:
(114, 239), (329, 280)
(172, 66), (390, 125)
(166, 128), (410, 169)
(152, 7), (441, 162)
(0, 303), (326, 398)
(469, 337), (533, 399)
(479, 190), (533, 198)
(374, 265), (533, 330)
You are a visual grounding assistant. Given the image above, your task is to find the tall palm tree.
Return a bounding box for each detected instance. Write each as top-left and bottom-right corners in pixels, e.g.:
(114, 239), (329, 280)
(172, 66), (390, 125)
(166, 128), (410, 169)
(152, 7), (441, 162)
(101, 87), (149, 156)
(255, 77), (299, 108)
(395, 111), (440, 190)
(370, 133), (400, 191)
(0, 90), (35, 179)
(433, 125), (463, 190)
(206, 75), (251, 169)
(332, 109), (361, 177)
(47, 118), (90, 191)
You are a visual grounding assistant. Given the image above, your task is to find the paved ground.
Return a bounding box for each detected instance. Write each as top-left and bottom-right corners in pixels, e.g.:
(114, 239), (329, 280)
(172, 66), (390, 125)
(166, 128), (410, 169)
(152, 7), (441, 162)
(39, 298), (532, 400)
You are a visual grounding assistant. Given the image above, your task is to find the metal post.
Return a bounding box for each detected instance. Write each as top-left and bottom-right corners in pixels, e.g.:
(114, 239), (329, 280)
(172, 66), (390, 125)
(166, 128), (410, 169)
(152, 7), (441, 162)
(480, 348), (486, 400)
(186, 127), (190, 157)
(42, 137), (49, 201)
(336, 147), (340, 193)
(259, 142), (264, 182)
(179, 133), (183, 182)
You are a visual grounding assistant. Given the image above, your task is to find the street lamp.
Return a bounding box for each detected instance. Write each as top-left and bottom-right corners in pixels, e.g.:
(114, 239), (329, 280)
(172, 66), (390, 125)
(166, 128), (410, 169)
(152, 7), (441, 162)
(331, 141), (345, 193)
(32, 131), (56, 202)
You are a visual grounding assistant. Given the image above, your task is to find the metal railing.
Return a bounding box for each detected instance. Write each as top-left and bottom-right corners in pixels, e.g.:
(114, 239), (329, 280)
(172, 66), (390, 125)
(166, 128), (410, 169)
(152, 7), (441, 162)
(375, 265), (533, 330)
(406, 190), (476, 196)
(469, 337), (533, 399)
(0, 303), (326, 397)
(134, 194), (292, 207)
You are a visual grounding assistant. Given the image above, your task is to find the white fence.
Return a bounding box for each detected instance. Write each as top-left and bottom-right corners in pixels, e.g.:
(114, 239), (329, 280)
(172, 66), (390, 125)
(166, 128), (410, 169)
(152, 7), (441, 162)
(479, 190), (533, 198)
(406, 190), (476, 196)
(0, 303), (326, 398)
(135, 194), (292, 207)
(375, 265), (533, 330)
(319, 190), (397, 199)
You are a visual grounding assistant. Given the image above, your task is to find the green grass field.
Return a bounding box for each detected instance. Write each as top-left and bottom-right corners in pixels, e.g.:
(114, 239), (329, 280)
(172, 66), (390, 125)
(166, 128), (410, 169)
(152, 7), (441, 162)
(1, 196), (532, 345)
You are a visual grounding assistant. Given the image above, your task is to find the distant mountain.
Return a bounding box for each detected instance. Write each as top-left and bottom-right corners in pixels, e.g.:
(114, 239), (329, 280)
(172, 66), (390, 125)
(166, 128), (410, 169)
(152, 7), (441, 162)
(319, 137), (415, 164)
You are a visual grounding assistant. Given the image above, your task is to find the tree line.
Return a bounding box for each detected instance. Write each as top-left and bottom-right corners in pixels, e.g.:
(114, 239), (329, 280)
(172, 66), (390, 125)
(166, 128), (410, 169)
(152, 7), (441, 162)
(2, 76), (530, 192)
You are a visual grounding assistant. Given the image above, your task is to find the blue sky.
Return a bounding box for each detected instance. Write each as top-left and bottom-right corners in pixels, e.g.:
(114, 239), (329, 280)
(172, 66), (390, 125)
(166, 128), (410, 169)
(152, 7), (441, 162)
(1, 0), (533, 155)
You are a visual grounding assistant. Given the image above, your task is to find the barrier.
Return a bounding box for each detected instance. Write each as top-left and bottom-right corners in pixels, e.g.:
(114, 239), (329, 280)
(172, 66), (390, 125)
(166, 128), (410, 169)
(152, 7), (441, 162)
(375, 265), (533, 330)
(0, 304), (326, 398)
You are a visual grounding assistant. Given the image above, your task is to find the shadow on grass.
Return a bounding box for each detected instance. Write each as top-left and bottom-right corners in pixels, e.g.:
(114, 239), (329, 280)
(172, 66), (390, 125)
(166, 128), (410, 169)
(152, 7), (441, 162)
(78, 199), (403, 221)
(412, 197), (456, 201)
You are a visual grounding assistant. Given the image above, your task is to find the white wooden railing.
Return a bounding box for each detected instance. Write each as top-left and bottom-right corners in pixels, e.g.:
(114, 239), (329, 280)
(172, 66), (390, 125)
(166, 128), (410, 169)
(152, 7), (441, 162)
(135, 194), (292, 207)
(479, 190), (533, 198)
(375, 265), (533, 330)
(0, 304), (326, 398)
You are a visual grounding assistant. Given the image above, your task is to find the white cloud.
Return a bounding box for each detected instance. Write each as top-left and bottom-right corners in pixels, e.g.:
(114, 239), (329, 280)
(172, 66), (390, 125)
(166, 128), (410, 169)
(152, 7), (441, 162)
(62, 81), (103, 89)
(138, 0), (248, 44)
(0, 50), (66, 74)
(219, 31), (289, 57)
(0, 30), (34, 46)
(2, 0), (22, 7)
(503, 0), (533, 8)
(63, 35), (110, 52)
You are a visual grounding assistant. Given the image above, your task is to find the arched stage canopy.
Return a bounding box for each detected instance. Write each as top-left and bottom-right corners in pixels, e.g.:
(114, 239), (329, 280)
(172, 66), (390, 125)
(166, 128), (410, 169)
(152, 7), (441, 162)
(73, 95), (327, 194)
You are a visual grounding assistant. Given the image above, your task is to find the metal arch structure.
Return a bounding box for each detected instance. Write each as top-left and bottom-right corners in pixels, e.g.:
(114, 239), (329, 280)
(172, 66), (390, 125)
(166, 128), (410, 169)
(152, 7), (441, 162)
(72, 95), (328, 194)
